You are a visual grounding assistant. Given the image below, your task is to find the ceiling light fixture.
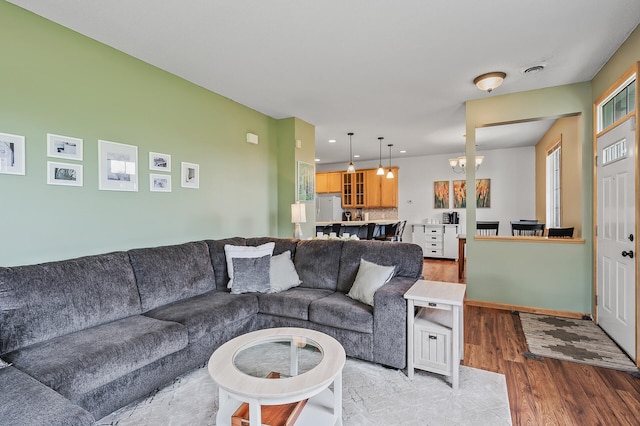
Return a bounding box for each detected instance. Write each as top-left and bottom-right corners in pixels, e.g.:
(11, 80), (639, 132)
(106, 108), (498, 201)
(473, 72), (506, 93)
(346, 132), (355, 173)
(377, 137), (385, 175)
(449, 154), (484, 174)
(386, 144), (394, 179)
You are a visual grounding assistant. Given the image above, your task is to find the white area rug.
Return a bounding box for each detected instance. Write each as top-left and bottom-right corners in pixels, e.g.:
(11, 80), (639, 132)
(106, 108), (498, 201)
(98, 359), (511, 425)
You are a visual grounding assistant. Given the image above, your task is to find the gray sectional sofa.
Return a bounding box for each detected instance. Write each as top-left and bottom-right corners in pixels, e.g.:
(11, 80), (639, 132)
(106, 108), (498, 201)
(0, 237), (423, 425)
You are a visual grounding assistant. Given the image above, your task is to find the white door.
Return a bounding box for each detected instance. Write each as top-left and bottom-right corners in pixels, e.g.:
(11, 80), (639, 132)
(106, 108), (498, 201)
(596, 116), (636, 358)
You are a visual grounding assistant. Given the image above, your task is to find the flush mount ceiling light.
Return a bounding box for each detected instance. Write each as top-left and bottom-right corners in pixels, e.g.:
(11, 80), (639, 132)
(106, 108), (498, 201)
(346, 132), (355, 173)
(377, 137), (385, 175)
(473, 71), (506, 93)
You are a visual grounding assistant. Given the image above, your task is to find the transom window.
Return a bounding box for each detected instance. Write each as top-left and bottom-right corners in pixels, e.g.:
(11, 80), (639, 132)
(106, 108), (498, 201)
(598, 75), (636, 132)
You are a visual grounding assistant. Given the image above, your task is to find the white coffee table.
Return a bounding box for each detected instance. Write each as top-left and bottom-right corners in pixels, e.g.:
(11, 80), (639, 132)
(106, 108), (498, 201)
(208, 327), (346, 426)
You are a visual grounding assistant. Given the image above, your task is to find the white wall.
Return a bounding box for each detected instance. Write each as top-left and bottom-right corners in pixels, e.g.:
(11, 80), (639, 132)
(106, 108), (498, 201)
(318, 146), (535, 239)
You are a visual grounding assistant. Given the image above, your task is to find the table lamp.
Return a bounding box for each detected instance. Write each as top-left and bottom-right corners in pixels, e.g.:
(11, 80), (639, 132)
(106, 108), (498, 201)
(291, 202), (306, 239)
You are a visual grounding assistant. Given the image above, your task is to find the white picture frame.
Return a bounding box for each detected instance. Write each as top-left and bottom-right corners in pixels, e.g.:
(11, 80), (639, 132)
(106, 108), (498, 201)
(47, 161), (83, 187)
(149, 151), (171, 171)
(181, 162), (199, 189)
(0, 132), (26, 175)
(47, 133), (83, 161)
(150, 173), (172, 192)
(98, 140), (138, 191)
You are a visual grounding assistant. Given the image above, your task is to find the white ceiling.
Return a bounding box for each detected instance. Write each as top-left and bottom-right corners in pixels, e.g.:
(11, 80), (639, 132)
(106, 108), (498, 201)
(8, 0), (640, 164)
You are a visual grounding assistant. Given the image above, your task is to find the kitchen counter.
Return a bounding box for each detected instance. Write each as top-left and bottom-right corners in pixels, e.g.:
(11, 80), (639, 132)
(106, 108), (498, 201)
(316, 220), (399, 226)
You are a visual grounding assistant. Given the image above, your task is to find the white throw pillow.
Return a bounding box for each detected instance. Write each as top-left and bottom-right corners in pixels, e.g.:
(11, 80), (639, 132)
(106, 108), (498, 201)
(347, 259), (395, 306)
(224, 242), (275, 289)
(269, 250), (302, 293)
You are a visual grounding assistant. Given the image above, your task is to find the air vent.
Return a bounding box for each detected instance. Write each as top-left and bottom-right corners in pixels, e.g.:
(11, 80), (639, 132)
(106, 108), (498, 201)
(524, 65), (545, 74)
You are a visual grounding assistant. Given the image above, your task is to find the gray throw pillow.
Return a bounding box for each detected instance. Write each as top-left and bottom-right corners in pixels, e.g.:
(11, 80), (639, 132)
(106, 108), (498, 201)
(230, 255), (271, 294)
(347, 258), (396, 306)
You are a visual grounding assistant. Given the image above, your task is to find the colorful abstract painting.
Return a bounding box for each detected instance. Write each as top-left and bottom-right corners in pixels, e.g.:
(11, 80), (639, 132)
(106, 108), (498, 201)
(433, 180), (449, 208)
(476, 178), (491, 208)
(453, 180), (466, 209)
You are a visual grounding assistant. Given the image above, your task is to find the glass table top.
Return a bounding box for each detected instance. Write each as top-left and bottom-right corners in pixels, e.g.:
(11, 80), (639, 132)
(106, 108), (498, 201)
(233, 336), (323, 379)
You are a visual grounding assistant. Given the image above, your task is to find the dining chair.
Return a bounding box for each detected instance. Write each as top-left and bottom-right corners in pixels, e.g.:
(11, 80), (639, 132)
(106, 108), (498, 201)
(548, 227), (574, 238)
(511, 221), (545, 236)
(476, 221), (499, 236)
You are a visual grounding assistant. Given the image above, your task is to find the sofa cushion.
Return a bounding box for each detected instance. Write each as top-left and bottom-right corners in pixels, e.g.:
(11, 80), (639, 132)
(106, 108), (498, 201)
(246, 237), (299, 258)
(230, 255), (271, 294)
(0, 252), (141, 354)
(0, 366), (95, 426)
(336, 240), (423, 293)
(294, 239), (344, 291)
(309, 292), (374, 334)
(144, 290), (259, 342)
(257, 288), (333, 320)
(205, 237), (247, 289)
(128, 241), (217, 312)
(3, 315), (187, 399)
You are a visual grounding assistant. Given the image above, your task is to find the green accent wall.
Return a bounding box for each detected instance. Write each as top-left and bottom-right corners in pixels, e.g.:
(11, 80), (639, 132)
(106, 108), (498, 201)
(465, 83), (594, 314)
(0, 2), (310, 266)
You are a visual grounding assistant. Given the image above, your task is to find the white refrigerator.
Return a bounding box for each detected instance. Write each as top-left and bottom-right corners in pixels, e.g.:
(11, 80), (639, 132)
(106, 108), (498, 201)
(316, 195), (343, 222)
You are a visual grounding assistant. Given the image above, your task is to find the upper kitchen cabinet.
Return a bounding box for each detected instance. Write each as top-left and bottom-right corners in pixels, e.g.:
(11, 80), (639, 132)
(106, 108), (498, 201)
(365, 167), (398, 207)
(342, 171), (366, 207)
(316, 171), (342, 193)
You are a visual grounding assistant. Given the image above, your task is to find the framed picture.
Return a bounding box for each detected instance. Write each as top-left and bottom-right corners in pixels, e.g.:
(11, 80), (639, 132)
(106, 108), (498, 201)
(297, 161), (315, 202)
(98, 140), (139, 191)
(181, 162), (199, 189)
(149, 151), (171, 171)
(476, 178), (491, 208)
(150, 173), (172, 192)
(433, 180), (449, 208)
(0, 132), (26, 175)
(47, 133), (83, 161)
(47, 161), (83, 187)
(453, 179), (466, 209)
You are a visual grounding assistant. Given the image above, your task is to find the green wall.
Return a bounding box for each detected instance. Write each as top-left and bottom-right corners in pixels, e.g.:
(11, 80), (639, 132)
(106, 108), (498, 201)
(0, 2), (306, 266)
(465, 83), (594, 314)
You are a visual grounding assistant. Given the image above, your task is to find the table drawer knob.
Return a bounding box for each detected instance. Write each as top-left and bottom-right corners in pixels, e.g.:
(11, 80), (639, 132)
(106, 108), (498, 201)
(428, 302), (437, 307)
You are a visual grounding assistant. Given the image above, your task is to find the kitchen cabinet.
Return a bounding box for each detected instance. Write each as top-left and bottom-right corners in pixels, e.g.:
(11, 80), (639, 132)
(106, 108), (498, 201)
(342, 171), (365, 207)
(316, 172), (341, 193)
(365, 167), (398, 208)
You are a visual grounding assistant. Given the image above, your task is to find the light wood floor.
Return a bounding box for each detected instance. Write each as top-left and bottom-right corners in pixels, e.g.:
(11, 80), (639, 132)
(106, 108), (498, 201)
(422, 258), (640, 426)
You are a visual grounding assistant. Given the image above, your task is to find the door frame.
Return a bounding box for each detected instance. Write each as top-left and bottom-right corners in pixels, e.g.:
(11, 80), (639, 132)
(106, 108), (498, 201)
(593, 62), (639, 366)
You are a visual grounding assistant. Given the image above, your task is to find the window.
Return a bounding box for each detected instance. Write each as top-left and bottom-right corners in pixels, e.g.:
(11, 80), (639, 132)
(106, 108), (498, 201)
(598, 75), (636, 131)
(546, 140), (561, 228)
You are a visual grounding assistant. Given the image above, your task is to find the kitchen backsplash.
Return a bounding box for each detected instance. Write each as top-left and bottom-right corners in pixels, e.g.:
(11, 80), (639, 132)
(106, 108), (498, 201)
(344, 207), (398, 221)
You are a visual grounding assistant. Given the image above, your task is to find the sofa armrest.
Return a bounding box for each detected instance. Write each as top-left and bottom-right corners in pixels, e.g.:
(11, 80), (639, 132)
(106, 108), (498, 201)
(0, 366), (95, 426)
(372, 276), (418, 369)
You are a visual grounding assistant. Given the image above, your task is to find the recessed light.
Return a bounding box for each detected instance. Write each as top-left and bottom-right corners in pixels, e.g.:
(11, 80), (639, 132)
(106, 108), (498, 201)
(315, 158), (320, 162)
(354, 155), (360, 158)
(328, 139), (336, 143)
(400, 150), (407, 154)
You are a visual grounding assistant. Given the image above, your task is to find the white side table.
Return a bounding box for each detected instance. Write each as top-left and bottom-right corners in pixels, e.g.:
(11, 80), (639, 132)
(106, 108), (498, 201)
(404, 280), (466, 389)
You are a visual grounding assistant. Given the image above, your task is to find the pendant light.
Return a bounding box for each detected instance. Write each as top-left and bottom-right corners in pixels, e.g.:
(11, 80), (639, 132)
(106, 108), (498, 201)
(386, 144), (394, 179)
(346, 132), (355, 173)
(376, 137), (385, 175)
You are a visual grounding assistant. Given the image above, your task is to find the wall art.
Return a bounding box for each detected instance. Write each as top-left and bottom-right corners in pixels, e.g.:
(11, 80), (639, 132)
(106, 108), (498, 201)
(0, 132), (25, 175)
(181, 162), (199, 189)
(433, 180), (449, 208)
(476, 178), (491, 208)
(297, 161), (315, 202)
(150, 173), (172, 192)
(47, 133), (83, 161)
(453, 179), (466, 209)
(149, 151), (171, 171)
(47, 161), (83, 187)
(98, 140), (138, 191)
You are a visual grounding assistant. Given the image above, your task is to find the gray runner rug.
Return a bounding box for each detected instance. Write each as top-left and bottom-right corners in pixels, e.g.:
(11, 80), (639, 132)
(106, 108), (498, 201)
(98, 358), (511, 425)
(520, 313), (639, 373)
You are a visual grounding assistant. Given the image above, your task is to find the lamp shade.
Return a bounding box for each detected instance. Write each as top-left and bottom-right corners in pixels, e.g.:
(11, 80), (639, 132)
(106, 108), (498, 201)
(291, 202), (306, 224)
